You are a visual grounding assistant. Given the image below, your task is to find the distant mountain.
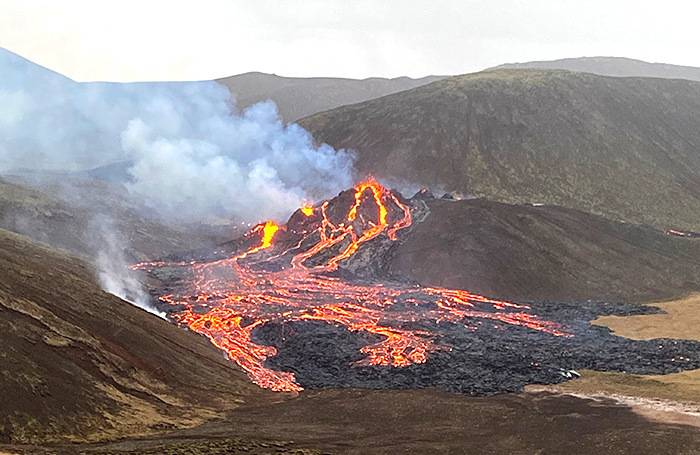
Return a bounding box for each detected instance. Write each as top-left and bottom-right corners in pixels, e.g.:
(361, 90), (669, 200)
(217, 72), (445, 121)
(301, 69), (700, 231)
(493, 56), (700, 81)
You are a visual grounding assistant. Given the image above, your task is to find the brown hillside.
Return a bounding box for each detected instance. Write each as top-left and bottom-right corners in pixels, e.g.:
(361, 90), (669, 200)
(301, 69), (700, 231)
(0, 229), (267, 444)
(389, 197), (700, 302)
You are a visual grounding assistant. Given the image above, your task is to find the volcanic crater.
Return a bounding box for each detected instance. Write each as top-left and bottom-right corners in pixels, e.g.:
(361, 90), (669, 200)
(133, 181), (700, 394)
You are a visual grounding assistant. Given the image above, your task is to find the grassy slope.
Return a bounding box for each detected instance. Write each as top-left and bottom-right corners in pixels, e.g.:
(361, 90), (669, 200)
(0, 228), (267, 444)
(301, 69), (700, 231)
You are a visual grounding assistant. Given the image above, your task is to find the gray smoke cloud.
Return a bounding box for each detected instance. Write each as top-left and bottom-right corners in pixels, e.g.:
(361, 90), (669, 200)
(0, 48), (355, 223)
(0, 47), (356, 316)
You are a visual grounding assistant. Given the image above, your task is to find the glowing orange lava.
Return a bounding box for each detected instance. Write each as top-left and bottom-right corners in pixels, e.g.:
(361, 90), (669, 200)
(133, 179), (568, 392)
(300, 204), (314, 217)
(260, 221), (279, 248)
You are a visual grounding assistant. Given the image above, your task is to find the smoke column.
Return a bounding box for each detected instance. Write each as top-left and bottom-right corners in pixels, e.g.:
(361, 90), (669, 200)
(89, 216), (165, 318)
(0, 47), (356, 315)
(0, 48), (355, 223)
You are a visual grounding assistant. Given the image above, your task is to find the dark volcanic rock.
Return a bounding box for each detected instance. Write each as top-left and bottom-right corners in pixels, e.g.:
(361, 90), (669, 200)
(253, 301), (700, 394)
(145, 187), (700, 396)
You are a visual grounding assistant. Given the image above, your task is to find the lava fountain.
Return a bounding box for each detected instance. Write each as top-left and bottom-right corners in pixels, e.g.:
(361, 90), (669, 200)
(132, 180), (569, 392)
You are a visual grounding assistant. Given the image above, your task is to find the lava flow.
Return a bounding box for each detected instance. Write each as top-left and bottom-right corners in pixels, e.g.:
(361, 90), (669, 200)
(133, 179), (569, 392)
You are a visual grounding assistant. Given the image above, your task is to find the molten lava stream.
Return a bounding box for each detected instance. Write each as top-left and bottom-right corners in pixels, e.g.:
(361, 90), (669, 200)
(135, 179), (569, 392)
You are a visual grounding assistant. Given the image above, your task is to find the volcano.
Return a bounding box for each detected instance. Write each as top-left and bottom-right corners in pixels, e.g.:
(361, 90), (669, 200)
(134, 181), (700, 394)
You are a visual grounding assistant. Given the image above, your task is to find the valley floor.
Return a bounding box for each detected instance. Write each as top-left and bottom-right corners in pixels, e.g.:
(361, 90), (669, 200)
(6, 387), (700, 454)
(529, 294), (700, 429)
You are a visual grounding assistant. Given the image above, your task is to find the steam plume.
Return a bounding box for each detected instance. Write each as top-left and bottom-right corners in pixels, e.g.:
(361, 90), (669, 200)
(89, 217), (164, 318)
(0, 47), (355, 315)
(0, 48), (355, 223)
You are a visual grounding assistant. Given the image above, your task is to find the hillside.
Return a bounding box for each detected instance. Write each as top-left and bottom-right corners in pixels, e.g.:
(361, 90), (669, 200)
(0, 228), (268, 444)
(494, 56), (700, 81)
(301, 69), (700, 231)
(217, 72), (444, 121)
(0, 177), (217, 260)
(391, 197), (700, 302)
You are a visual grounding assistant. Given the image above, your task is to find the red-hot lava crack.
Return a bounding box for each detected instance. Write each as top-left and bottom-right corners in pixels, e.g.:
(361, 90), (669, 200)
(132, 180), (569, 392)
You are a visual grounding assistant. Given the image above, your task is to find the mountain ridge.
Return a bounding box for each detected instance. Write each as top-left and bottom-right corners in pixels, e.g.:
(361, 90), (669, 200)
(493, 56), (700, 81)
(301, 68), (700, 231)
(217, 71), (445, 121)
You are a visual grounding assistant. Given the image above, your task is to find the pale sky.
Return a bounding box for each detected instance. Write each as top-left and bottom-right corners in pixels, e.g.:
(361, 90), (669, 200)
(1, 0), (700, 82)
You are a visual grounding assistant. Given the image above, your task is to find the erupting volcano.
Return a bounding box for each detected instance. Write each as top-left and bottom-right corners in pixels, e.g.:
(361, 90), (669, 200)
(133, 180), (570, 392)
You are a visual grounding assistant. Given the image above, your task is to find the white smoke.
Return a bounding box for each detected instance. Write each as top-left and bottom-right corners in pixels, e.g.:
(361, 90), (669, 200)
(90, 217), (165, 318)
(0, 47), (355, 315)
(0, 48), (355, 222)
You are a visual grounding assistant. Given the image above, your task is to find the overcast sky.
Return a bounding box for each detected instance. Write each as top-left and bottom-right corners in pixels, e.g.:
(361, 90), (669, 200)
(1, 0), (699, 82)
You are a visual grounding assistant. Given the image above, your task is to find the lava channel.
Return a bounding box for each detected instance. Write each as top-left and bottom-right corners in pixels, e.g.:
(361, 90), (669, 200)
(133, 179), (569, 392)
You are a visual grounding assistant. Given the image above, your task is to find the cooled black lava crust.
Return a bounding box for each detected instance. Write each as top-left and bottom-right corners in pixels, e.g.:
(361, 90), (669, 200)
(253, 301), (700, 394)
